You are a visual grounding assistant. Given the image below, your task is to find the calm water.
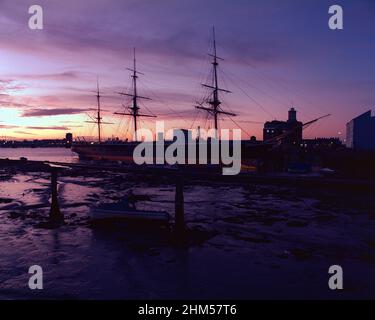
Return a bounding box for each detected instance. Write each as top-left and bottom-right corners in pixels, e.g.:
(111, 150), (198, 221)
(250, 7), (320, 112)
(0, 148), (78, 163)
(0, 148), (375, 299)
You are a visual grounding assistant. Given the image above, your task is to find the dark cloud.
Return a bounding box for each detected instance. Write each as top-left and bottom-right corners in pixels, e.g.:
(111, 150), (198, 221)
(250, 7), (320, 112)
(15, 71), (83, 81)
(14, 130), (37, 135)
(26, 126), (71, 130)
(0, 124), (19, 129)
(0, 0), (295, 67)
(22, 108), (91, 117)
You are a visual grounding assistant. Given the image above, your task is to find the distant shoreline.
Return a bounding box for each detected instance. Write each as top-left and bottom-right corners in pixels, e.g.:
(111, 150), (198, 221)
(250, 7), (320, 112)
(0, 146), (69, 148)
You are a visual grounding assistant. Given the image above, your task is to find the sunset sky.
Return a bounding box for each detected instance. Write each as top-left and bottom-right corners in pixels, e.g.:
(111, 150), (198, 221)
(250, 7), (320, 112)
(1, 0), (375, 141)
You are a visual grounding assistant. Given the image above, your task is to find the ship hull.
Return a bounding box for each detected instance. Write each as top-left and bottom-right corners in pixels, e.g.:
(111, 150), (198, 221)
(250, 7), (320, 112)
(72, 143), (137, 162)
(72, 141), (272, 168)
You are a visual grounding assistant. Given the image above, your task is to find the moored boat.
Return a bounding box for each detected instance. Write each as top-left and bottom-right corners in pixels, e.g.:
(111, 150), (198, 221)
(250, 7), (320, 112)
(90, 198), (170, 224)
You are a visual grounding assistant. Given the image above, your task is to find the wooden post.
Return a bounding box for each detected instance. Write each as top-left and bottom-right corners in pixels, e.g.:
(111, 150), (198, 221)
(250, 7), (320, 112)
(49, 169), (63, 224)
(175, 174), (185, 236)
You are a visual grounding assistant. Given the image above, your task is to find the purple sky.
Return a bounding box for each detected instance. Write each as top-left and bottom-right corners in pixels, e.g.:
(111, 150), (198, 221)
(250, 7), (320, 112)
(1, 0), (375, 140)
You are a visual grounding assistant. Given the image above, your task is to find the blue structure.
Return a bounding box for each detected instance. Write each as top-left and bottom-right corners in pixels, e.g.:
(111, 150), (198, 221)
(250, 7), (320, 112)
(346, 110), (375, 151)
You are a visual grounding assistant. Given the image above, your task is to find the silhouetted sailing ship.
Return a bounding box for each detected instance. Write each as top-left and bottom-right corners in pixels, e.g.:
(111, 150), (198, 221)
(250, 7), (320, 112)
(72, 48), (159, 163)
(72, 29), (329, 170)
(72, 29), (262, 165)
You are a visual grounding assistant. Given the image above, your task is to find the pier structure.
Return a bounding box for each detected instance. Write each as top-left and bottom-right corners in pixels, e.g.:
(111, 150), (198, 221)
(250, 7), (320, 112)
(49, 168), (64, 225)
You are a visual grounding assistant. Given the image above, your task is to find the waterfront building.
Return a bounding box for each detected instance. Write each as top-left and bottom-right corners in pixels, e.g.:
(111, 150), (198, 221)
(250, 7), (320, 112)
(346, 110), (375, 151)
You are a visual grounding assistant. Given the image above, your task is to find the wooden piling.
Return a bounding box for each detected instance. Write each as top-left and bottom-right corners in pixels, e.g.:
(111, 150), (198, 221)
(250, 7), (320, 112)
(49, 169), (63, 225)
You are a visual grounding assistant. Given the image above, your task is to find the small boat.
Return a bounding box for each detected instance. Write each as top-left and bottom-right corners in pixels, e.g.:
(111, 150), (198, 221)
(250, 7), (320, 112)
(90, 198), (170, 224)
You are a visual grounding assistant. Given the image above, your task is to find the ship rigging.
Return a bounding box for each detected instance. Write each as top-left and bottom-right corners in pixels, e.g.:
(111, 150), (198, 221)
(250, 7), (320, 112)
(195, 27), (236, 137)
(114, 48), (156, 142)
(73, 27), (332, 167)
(85, 79), (113, 143)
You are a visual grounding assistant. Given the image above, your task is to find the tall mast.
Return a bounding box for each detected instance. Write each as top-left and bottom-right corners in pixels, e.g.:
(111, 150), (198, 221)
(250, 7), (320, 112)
(86, 78), (103, 143)
(195, 27), (236, 137)
(115, 48), (156, 142)
(132, 48), (139, 140)
(212, 26), (219, 131)
(96, 78), (102, 143)
(86, 78), (113, 142)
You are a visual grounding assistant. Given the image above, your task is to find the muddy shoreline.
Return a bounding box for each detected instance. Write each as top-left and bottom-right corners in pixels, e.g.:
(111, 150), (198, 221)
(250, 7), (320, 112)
(1, 161), (375, 299)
